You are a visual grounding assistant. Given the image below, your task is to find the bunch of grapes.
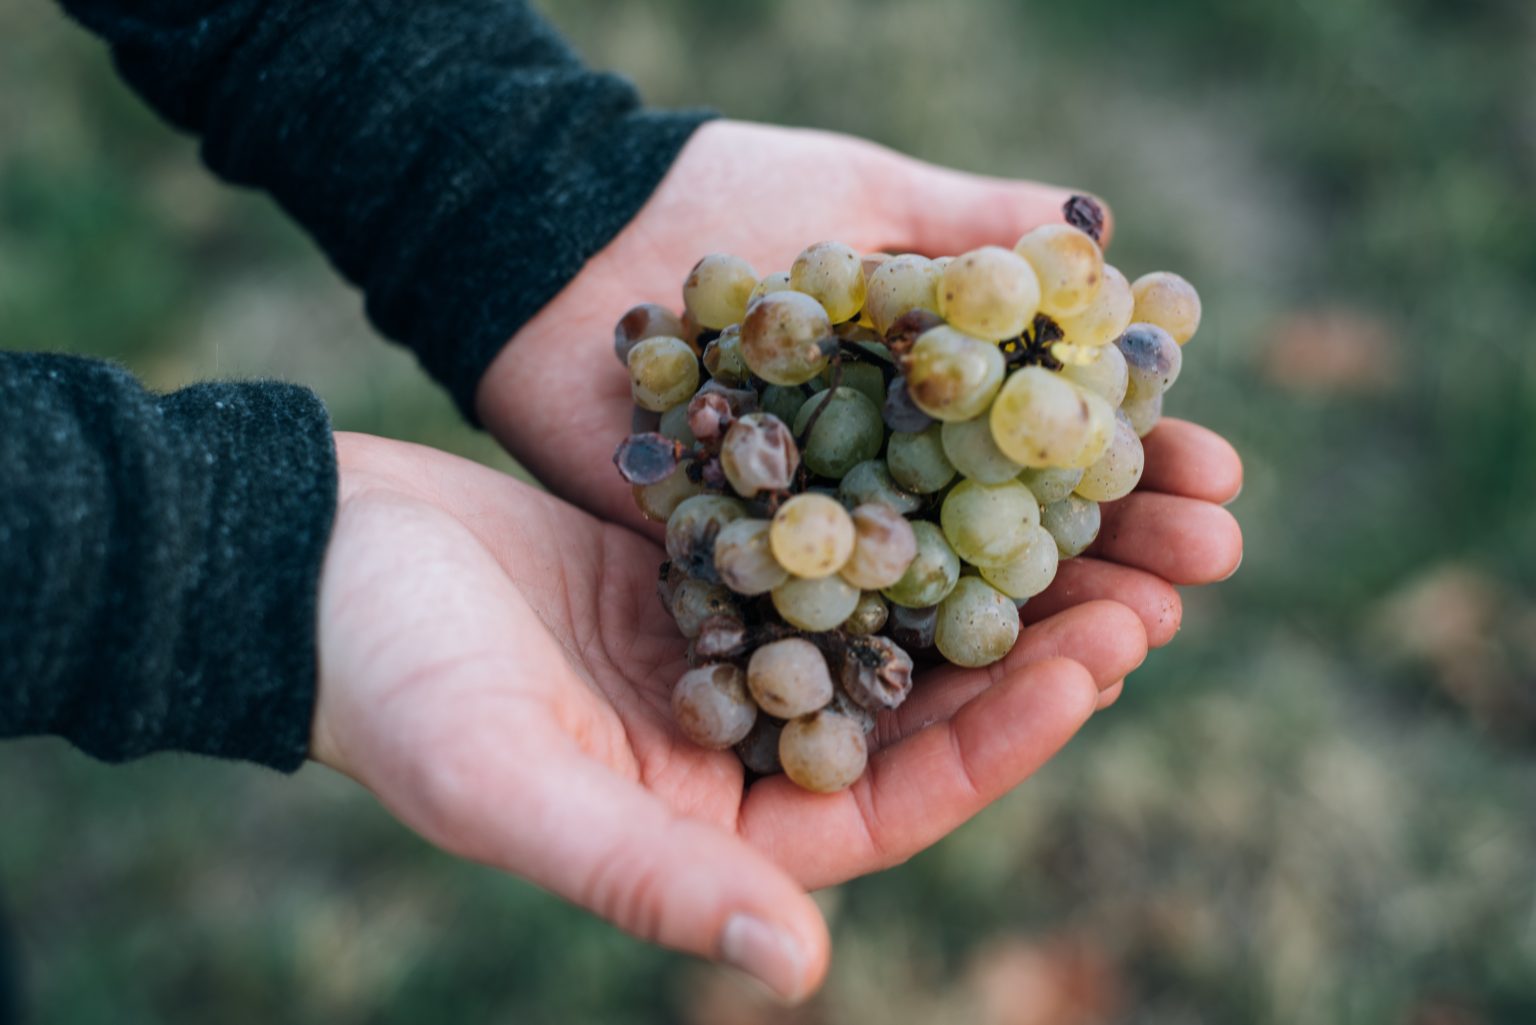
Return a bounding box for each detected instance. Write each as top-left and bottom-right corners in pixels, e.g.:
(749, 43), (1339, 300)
(613, 196), (1200, 793)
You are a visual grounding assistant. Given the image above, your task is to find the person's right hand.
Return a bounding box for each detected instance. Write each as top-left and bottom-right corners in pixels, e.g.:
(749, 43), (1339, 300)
(308, 423), (1239, 1003)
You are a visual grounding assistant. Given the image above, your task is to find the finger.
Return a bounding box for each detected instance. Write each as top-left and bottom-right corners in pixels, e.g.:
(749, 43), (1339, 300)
(892, 158), (1115, 255)
(1139, 419), (1244, 504)
(394, 725), (829, 1002)
(1023, 557), (1184, 647)
(873, 600), (1146, 750)
(1096, 680), (1125, 710)
(1090, 493), (1244, 585)
(744, 657), (1096, 888)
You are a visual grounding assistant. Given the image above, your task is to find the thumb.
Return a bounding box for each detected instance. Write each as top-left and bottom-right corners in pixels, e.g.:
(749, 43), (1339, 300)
(885, 155), (1114, 256)
(405, 731), (831, 1002)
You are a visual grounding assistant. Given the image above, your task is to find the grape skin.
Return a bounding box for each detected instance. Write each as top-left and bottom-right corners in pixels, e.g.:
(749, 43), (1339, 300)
(769, 493), (856, 578)
(989, 366), (1114, 469)
(747, 638), (835, 719)
(865, 254), (940, 334)
(1074, 412), (1145, 502)
(628, 336), (700, 412)
(741, 291), (833, 386)
(771, 574), (861, 631)
(939, 479), (1040, 569)
(838, 459), (924, 515)
(816, 361), (887, 410)
(792, 386), (884, 479)
(683, 253), (758, 330)
(1013, 224), (1104, 318)
(779, 709), (869, 793)
(669, 578), (737, 639)
(1054, 264), (1134, 349)
(665, 494), (748, 578)
(1121, 388), (1164, 437)
(883, 520), (961, 608)
(1041, 494), (1102, 557)
(791, 241), (867, 324)
(1018, 465), (1085, 505)
(702, 324), (750, 385)
(672, 664), (758, 748)
(1131, 271), (1202, 344)
(979, 524), (1060, 599)
(1060, 341), (1129, 406)
(934, 577), (1021, 667)
(761, 384), (807, 426)
(720, 413), (799, 498)
(905, 326), (1006, 422)
(713, 518), (790, 595)
(749, 270), (793, 306)
(941, 413), (1024, 484)
(614, 303), (687, 365)
(633, 461), (704, 522)
(840, 503), (919, 590)
(843, 591), (890, 635)
(886, 423), (957, 494)
(1116, 322), (1183, 400)
(937, 245), (1041, 341)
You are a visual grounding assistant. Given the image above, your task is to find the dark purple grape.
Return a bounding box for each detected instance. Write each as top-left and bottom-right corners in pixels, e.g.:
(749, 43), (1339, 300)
(613, 432), (683, 486)
(1063, 194), (1106, 242)
(884, 376), (936, 433)
(887, 603), (938, 651)
(736, 716), (785, 775)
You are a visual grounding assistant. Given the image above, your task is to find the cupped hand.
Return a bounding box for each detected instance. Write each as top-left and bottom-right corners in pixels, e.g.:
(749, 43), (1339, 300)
(476, 119), (1107, 531)
(309, 422), (1239, 1002)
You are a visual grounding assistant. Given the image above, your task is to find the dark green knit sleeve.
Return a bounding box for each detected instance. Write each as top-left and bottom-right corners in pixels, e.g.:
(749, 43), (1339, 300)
(56, 0), (716, 420)
(0, 353), (337, 772)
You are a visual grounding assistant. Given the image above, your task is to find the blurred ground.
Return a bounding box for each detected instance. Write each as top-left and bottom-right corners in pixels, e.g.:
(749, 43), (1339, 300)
(3, 0), (1535, 1022)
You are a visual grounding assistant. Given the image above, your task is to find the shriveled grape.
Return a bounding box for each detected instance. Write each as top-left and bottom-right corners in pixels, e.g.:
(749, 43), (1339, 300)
(672, 664), (757, 748)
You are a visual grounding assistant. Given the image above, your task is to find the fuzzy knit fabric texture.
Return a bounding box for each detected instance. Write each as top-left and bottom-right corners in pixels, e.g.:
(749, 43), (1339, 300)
(59, 0), (715, 420)
(0, 353), (336, 772)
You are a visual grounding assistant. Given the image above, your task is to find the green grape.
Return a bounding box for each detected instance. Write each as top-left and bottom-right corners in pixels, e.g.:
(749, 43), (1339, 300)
(669, 578), (736, 638)
(633, 461), (704, 522)
(1121, 388), (1164, 437)
(702, 324), (749, 385)
(864, 254), (940, 334)
(886, 423), (957, 493)
(937, 246), (1041, 341)
(779, 708), (868, 793)
(761, 384), (807, 425)
(720, 413), (799, 498)
(713, 518), (789, 595)
(769, 493), (855, 578)
(665, 494), (747, 578)
(941, 414), (1023, 484)
(1054, 264), (1133, 348)
(741, 291), (833, 385)
(735, 716), (784, 775)
(672, 664), (757, 748)
(840, 504), (918, 589)
(882, 520), (960, 608)
(1018, 465), (1084, 505)
(627, 336), (699, 412)
(1059, 342), (1128, 406)
(1041, 494), (1101, 557)
(772, 574), (860, 631)
(934, 577), (1021, 667)
(816, 361), (887, 410)
(792, 386), (884, 479)
(683, 253), (758, 330)
(791, 241), (867, 323)
(614, 303), (687, 365)
(838, 459), (924, 515)
(748, 638), (834, 719)
(749, 270), (793, 306)
(905, 326), (1006, 422)
(1013, 224), (1105, 318)
(1075, 412), (1145, 502)
(658, 403), (697, 445)
(1117, 323), (1182, 400)
(843, 591), (889, 635)
(1131, 271), (1202, 344)
(939, 479), (1039, 568)
(979, 524), (1060, 599)
(990, 366), (1115, 469)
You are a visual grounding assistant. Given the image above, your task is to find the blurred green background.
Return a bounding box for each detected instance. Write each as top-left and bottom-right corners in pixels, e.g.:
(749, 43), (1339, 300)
(3, 0), (1535, 1022)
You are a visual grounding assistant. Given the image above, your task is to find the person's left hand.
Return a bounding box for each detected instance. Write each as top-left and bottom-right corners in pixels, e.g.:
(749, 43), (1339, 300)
(309, 426), (1237, 1001)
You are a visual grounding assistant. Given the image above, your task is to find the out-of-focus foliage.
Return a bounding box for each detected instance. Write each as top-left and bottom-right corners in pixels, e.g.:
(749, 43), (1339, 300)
(2, 1), (1533, 1022)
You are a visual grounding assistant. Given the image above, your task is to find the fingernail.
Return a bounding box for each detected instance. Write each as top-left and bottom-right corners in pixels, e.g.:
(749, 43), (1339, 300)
(1222, 482), (1243, 507)
(720, 914), (807, 1002)
(1220, 549), (1244, 581)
